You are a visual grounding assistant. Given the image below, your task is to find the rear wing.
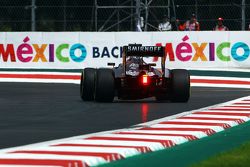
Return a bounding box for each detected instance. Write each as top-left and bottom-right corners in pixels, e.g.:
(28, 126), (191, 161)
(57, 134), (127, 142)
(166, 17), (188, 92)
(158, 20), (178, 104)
(122, 44), (166, 77)
(123, 45), (164, 57)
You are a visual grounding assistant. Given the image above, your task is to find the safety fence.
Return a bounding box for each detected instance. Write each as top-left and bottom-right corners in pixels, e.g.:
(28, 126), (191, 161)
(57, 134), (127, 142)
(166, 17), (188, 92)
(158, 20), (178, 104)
(0, 0), (249, 31)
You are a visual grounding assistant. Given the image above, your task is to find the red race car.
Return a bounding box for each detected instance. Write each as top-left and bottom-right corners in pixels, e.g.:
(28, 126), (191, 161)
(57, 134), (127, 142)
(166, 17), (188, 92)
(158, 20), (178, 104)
(80, 44), (190, 102)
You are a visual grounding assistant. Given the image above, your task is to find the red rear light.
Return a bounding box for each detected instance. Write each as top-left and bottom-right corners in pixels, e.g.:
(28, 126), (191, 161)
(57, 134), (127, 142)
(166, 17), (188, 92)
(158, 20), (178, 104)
(142, 75), (149, 86)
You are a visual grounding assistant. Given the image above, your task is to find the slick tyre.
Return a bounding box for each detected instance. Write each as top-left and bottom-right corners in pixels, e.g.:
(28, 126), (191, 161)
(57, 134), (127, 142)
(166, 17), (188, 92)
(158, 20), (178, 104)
(155, 82), (169, 101)
(155, 93), (168, 101)
(80, 68), (96, 101)
(170, 69), (190, 102)
(95, 68), (115, 102)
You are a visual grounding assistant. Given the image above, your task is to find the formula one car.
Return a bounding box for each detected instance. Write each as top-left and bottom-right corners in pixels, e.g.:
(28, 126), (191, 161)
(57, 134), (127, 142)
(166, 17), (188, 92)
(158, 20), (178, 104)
(80, 44), (190, 102)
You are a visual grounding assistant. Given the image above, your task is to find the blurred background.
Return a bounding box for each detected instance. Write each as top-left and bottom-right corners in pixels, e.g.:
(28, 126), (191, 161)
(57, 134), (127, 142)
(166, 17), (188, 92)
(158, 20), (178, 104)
(0, 0), (249, 31)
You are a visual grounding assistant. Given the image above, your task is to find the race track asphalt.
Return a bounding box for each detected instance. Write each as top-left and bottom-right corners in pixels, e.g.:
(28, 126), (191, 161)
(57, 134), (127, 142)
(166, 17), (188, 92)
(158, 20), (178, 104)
(0, 82), (250, 149)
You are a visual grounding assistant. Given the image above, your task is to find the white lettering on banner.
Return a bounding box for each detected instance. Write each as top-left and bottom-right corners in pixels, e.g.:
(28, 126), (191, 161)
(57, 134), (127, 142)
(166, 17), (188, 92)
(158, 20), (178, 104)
(127, 46), (162, 52)
(0, 32), (249, 69)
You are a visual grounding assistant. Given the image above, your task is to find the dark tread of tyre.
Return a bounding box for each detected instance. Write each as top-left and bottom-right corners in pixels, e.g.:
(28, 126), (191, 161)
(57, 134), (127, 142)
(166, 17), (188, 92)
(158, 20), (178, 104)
(80, 68), (96, 101)
(95, 68), (115, 102)
(170, 69), (190, 102)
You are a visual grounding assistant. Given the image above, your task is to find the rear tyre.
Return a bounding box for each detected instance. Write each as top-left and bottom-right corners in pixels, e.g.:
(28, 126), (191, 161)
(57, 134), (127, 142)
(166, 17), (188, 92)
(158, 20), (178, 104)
(80, 68), (96, 101)
(94, 68), (115, 102)
(170, 69), (190, 102)
(155, 83), (169, 102)
(155, 94), (168, 101)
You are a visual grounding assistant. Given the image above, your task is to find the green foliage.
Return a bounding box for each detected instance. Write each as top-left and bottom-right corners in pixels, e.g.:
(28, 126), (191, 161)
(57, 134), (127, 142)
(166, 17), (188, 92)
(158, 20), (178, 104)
(0, 25), (12, 31)
(191, 141), (250, 167)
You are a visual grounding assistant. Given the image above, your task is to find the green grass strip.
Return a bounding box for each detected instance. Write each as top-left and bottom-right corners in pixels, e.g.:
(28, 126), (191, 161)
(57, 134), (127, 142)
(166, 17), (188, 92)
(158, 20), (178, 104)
(190, 141), (250, 167)
(97, 121), (250, 167)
